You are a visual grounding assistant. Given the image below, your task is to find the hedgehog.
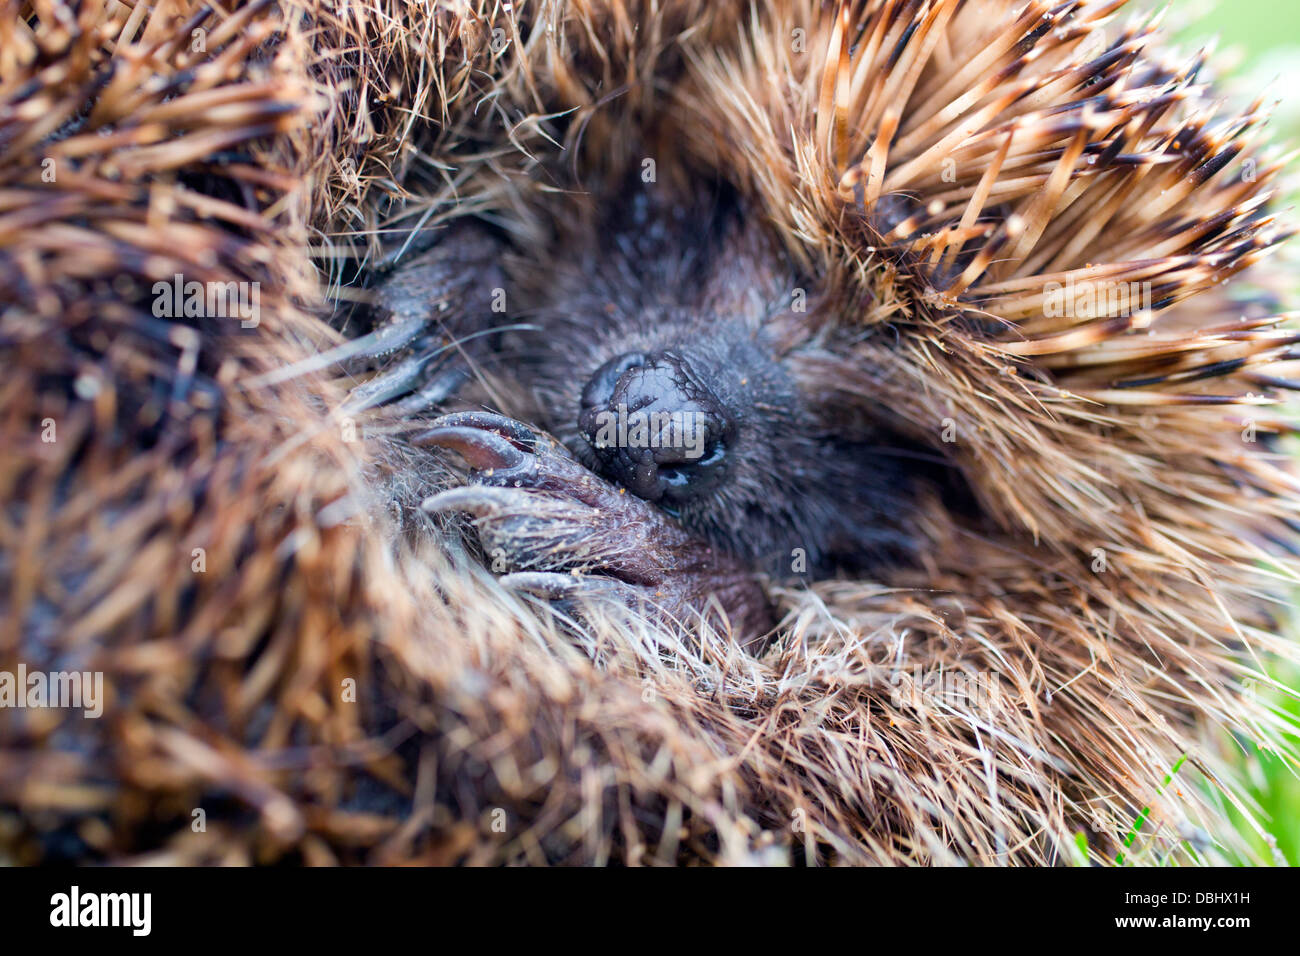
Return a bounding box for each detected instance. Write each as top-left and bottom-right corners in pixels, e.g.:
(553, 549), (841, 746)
(1, 0), (1298, 867)
(378, 181), (968, 653)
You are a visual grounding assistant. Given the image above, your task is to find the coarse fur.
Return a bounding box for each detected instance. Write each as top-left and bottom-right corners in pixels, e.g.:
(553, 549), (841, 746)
(2, 0), (1299, 866)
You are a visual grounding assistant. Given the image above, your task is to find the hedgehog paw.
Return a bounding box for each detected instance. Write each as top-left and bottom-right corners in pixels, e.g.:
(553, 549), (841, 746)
(418, 411), (772, 651)
(334, 223), (508, 415)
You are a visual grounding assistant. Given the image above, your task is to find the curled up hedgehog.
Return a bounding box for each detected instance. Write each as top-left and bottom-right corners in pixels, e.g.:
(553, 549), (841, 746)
(2, 0), (1299, 865)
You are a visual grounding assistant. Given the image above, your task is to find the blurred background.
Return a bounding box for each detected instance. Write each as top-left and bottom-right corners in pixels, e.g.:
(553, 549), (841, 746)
(1168, 0), (1299, 865)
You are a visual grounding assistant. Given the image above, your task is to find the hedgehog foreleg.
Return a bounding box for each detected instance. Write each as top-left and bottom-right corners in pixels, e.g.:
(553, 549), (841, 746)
(336, 222), (509, 413)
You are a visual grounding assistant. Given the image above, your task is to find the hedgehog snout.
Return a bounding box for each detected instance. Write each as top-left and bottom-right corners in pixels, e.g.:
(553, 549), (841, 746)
(577, 350), (734, 504)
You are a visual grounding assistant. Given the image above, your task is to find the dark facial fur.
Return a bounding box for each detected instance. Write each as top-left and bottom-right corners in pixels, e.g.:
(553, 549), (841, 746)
(498, 183), (953, 580)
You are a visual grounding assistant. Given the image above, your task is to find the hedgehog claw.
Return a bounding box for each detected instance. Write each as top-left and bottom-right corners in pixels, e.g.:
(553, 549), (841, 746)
(343, 316), (430, 364)
(498, 571), (583, 598)
(415, 425), (527, 472)
(421, 485), (533, 517)
(391, 368), (470, 414)
(500, 572), (647, 620)
(420, 411), (540, 450)
(343, 353), (435, 413)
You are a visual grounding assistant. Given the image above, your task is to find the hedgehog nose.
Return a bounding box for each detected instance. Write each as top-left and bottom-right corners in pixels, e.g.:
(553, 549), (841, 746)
(577, 350), (733, 504)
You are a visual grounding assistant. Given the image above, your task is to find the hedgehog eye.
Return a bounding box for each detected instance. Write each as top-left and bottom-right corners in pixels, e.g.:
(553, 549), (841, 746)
(696, 439), (726, 468)
(659, 467), (692, 490)
(658, 437), (727, 501)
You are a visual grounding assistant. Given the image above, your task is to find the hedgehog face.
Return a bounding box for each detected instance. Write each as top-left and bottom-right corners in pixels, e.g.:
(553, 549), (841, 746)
(513, 202), (945, 578)
(563, 315), (825, 570)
